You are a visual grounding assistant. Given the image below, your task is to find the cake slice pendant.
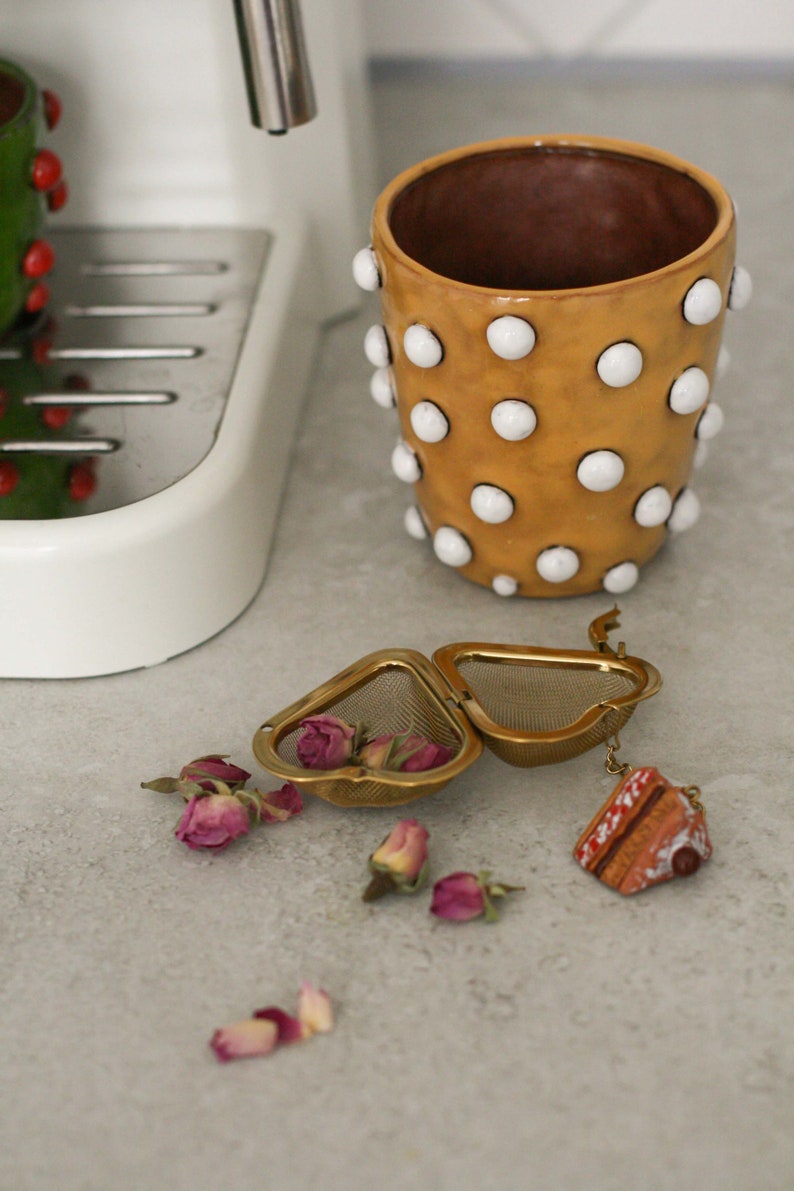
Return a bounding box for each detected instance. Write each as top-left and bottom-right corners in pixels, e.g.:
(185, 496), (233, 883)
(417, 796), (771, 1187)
(574, 764), (712, 895)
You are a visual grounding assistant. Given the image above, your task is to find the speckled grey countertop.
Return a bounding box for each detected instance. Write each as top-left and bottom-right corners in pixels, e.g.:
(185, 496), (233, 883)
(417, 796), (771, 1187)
(2, 65), (792, 1191)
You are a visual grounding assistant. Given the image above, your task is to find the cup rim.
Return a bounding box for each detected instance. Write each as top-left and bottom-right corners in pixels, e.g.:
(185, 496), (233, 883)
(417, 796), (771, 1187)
(373, 133), (735, 297)
(0, 58), (37, 139)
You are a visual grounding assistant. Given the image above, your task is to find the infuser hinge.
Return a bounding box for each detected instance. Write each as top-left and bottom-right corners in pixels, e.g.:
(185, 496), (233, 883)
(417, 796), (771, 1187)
(588, 607), (624, 655)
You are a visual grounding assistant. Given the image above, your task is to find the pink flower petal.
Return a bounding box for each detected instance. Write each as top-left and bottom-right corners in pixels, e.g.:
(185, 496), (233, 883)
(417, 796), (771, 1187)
(252, 1006), (306, 1043)
(296, 982), (334, 1035)
(210, 1018), (278, 1062)
(259, 782), (303, 823)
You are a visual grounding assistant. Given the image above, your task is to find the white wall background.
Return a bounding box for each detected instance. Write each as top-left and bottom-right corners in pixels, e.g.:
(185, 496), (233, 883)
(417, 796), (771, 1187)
(363, 0), (794, 60)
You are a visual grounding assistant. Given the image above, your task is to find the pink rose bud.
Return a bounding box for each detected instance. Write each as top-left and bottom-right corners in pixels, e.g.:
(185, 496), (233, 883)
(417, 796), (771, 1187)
(296, 982), (334, 1036)
(175, 793), (250, 852)
(141, 752), (251, 796)
(430, 870), (525, 923)
(210, 1017), (278, 1062)
(364, 818), (430, 900)
(359, 732), (453, 773)
(258, 782), (303, 823)
(179, 754), (251, 792)
(296, 714), (356, 770)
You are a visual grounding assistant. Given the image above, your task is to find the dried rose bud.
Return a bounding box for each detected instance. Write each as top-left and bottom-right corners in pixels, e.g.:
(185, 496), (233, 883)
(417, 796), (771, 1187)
(210, 1017), (278, 1062)
(296, 982), (334, 1036)
(179, 755), (251, 792)
(296, 714), (356, 770)
(175, 793), (250, 852)
(141, 753), (250, 797)
(359, 732), (453, 773)
(430, 870), (525, 923)
(363, 818), (429, 900)
(257, 782), (303, 823)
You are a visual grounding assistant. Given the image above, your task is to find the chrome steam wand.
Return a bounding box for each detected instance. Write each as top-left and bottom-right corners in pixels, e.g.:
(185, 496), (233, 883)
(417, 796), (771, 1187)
(232, 0), (317, 134)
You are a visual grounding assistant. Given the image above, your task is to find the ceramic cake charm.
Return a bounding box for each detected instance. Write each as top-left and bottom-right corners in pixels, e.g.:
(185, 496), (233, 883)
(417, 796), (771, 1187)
(574, 766), (712, 895)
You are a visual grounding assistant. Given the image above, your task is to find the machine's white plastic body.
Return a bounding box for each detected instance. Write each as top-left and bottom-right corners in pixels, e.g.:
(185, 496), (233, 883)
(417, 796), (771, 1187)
(0, 0), (372, 677)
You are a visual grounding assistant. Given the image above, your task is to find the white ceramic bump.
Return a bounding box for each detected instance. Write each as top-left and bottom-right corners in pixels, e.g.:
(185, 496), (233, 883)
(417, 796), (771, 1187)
(596, 342), (643, 387)
(716, 345), (731, 378)
(370, 367), (395, 409)
(536, 545), (580, 584)
(486, 315), (536, 360)
(668, 488), (701, 534)
(728, 265), (753, 311)
(634, 485), (673, 527)
(410, 400), (449, 443)
(391, 440), (421, 483)
(364, 324), (390, 368)
(404, 323), (443, 368)
(693, 440), (710, 469)
(669, 366), (710, 415)
(603, 561), (639, 594)
(352, 246), (381, 292)
(490, 399), (537, 441)
(492, 574), (518, 597)
(404, 505), (428, 540)
(433, 525), (472, 567)
(470, 483), (514, 524)
(696, 403), (725, 440)
(683, 278), (722, 325)
(576, 450), (625, 492)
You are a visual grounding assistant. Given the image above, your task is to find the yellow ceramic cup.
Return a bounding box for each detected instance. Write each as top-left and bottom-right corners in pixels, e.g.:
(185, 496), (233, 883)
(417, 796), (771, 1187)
(361, 135), (747, 598)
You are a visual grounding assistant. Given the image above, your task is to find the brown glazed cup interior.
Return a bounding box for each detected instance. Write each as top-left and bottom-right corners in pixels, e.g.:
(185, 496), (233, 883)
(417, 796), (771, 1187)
(388, 142), (720, 291)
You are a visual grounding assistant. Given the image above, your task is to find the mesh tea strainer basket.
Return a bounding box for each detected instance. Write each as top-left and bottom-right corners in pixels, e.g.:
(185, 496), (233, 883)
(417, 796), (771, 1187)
(252, 609), (661, 807)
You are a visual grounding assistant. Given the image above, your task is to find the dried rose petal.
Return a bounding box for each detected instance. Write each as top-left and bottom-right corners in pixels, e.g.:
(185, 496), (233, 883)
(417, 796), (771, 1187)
(258, 782), (303, 823)
(175, 793), (250, 852)
(210, 1018), (278, 1062)
(253, 1006), (306, 1043)
(296, 982), (334, 1035)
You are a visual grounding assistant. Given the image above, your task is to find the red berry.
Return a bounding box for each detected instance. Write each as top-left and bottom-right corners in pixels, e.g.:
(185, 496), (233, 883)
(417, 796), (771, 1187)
(42, 406), (73, 430)
(42, 89), (62, 130)
(0, 461), (20, 497)
(31, 149), (62, 191)
(31, 336), (53, 365)
(22, 239), (55, 278)
(25, 281), (50, 313)
(68, 462), (97, 501)
(47, 179), (69, 212)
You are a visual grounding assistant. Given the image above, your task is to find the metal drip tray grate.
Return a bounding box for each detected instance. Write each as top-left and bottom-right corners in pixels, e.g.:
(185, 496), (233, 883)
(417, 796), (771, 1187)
(1, 227), (270, 512)
(0, 216), (318, 677)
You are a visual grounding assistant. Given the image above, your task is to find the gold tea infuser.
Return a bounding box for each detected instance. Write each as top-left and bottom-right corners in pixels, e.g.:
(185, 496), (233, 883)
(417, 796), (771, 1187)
(252, 608), (662, 809)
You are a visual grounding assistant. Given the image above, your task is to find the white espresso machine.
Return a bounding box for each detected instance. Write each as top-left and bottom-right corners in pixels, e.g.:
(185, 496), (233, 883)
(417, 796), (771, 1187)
(0, 0), (373, 677)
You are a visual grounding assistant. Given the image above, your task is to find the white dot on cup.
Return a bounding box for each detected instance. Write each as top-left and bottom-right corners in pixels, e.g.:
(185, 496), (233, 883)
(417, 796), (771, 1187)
(404, 323), (443, 368)
(536, 546), (580, 583)
(596, 342), (643, 387)
(486, 316), (536, 360)
(433, 526), (472, 567)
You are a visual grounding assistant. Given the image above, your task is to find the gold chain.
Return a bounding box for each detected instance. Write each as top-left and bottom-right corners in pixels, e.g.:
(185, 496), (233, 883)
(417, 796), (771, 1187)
(604, 733), (633, 777)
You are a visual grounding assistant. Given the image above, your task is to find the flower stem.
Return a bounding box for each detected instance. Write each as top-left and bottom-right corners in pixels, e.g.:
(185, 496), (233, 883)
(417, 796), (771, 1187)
(362, 870), (397, 902)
